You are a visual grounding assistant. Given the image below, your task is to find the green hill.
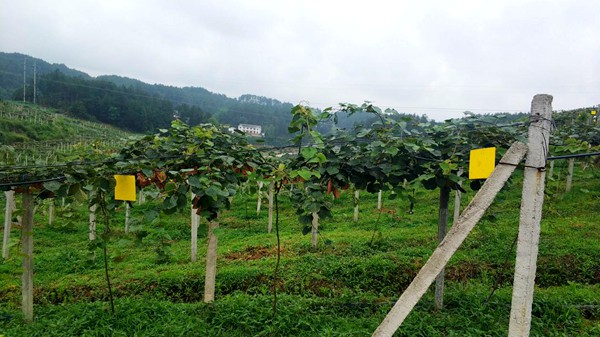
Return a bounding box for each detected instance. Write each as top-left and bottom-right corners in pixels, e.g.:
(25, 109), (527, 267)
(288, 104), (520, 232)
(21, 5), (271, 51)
(0, 100), (133, 164)
(0, 52), (91, 99)
(0, 52), (292, 142)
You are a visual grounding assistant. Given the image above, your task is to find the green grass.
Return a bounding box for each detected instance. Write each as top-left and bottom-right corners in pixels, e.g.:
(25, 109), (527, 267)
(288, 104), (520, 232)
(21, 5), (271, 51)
(0, 164), (599, 336)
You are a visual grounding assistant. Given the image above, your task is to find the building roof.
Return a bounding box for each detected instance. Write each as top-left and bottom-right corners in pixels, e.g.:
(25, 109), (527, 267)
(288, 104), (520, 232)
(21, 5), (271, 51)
(238, 124), (261, 129)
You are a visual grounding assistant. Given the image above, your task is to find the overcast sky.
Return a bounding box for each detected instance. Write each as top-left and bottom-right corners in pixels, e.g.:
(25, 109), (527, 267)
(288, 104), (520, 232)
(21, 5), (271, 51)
(1, 0), (599, 120)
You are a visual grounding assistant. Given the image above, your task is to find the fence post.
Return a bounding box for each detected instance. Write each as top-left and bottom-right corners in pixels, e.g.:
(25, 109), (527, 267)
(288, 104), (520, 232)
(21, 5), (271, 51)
(311, 212), (319, 250)
(547, 160), (554, 179)
(138, 188), (145, 205)
(124, 202), (131, 234)
(267, 181), (274, 233)
(508, 94), (553, 336)
(191, 193), (199, 262)
(204, 220), (219, 303)
(565, 158), (575, 192)
(3, 190), (16, 259)
(256, 181), (264, 215)
(371, 142), (528, 337)
(22, 190), (35, 322)
(48, 200), (54, 225)
(89, 204), (97, 241)
(434, 185), (451, 310)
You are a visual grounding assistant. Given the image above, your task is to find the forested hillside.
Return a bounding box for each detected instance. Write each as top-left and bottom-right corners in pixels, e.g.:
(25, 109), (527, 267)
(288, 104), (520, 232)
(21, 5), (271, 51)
(97, 75), (297, 143)
(0, 52), (91, 99)
(0, 52), (292, 140)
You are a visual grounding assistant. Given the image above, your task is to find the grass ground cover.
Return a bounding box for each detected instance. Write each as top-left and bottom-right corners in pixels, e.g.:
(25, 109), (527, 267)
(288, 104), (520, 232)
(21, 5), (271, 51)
(0, 163), (599, 336)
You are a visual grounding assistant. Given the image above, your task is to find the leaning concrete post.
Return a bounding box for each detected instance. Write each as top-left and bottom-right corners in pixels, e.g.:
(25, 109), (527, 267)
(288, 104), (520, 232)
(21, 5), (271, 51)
(372, 142), (528, 337)
(508, 94), (553, 337)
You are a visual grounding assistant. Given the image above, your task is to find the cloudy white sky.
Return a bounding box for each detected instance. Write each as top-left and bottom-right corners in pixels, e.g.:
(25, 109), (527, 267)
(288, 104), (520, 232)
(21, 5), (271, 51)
(1, 0), (599, 120)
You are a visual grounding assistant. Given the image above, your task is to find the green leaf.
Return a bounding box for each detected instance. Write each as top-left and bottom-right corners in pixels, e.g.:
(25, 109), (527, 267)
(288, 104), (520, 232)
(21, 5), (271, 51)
(43, 181), (62, 193)
(439, 161), (451, 175)
(188, 175), (201, 188)
(308, 153), (327, 164)
(301, 147), (318, 159)
(326, 167), (339, 175)
(309, 130), (324, 144)
(142, 168), (153, 177)
(165, 182), (177, 193)
(163, 195), (177, 210)
(297, 169), (313, 181)
(386, 147), (399, 156)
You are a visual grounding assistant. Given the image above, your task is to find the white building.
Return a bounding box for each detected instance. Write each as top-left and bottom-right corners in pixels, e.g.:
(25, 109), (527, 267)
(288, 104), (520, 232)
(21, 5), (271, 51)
(237, 124), (263, 137)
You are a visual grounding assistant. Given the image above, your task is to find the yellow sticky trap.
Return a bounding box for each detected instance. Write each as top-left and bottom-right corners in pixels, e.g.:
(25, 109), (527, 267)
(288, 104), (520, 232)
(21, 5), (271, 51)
(591, 110), (597, 115)
(114, 175), (136, 201)
(469, 147), (496, 179)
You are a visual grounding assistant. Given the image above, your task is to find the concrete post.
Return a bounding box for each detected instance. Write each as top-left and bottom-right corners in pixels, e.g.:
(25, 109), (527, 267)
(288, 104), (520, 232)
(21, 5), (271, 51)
(3, 190), (15, 259)
(434, 186), (450, 310)
(89, 204), (97, 241)
(256, 181), (264, 215)
(311, 212), (319, 250)
(547, 160), (554, 179)
(22, 191), (34, 322)
(508, 94), (553, 337)
(204, 221), (219, 303)
(565, 158), (575, 192)
(124, 202), (131, 234)
(268, 181), (274, 233)
(48, 200), (54, 225)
